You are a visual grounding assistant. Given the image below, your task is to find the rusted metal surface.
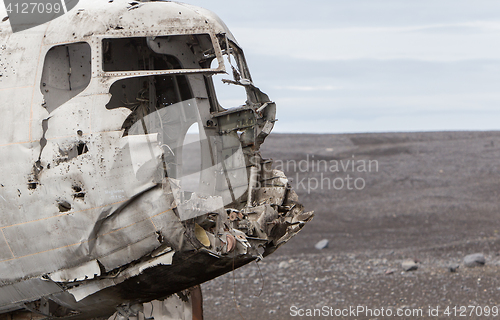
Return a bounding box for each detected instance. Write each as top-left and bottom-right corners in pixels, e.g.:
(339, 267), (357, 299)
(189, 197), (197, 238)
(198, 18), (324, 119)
(0, 0), (313, 318)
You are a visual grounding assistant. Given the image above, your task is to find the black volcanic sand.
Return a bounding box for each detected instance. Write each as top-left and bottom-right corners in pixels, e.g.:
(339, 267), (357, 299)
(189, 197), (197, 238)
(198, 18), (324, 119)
(202, 131), (500, 319)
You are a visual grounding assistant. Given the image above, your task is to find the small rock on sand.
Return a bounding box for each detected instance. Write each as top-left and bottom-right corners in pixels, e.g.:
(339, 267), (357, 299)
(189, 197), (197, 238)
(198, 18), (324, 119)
(464, 253), (485, 268)
(315, 239), (329, 250)
(402, 259), (418, 272)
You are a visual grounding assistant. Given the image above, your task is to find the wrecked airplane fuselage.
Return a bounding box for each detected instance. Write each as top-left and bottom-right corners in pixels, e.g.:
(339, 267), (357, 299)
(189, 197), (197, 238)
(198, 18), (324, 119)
(0, 1), (312, 318)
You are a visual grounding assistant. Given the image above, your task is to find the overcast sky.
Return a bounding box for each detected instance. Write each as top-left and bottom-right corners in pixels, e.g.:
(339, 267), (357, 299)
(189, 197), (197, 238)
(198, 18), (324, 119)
(186, 0), (500, 133)
(2, 0), (500, 133)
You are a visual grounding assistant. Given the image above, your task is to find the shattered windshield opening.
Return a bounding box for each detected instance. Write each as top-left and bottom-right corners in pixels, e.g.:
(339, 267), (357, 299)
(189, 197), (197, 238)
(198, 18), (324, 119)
(210, 54), (248, 110)
(106, 73), (193, 136)
(102, 34), (219, 72)
(208, 36), (258, 111)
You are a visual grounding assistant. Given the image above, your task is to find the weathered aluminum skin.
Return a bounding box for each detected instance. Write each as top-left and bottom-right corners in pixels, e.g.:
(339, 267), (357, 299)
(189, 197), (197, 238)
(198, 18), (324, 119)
(0, 1), (313, 318)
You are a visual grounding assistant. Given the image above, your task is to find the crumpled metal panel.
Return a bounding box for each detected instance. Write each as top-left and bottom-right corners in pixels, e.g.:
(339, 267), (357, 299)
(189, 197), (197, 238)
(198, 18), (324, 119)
(49, 260), (101, 283)
(0, 131), (167, 276)
(0, 278), (62, 306)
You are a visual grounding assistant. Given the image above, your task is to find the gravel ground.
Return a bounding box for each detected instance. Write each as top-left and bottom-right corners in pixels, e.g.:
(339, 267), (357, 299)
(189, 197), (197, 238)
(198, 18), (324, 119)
(203, 131), (500, 319)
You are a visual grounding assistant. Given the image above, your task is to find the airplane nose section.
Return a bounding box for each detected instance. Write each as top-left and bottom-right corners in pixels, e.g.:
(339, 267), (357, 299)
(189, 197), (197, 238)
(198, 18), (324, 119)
(121, 94), (313, 258)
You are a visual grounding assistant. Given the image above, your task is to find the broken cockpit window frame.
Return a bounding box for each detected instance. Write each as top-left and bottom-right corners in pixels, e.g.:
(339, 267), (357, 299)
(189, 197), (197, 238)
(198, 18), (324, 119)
(206, 34), (277, 148)
(205, 34), (254, 111)
(205, 33), (275, 126)
(209, 53), (248, 111)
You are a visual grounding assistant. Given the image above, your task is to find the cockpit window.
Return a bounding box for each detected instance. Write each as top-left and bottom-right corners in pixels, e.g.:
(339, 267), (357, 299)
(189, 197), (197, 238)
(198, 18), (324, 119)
(207, 36), (256, 111)
(106, 73), (193, 136)
(102, 34), (218, 72)
(40, 42), (91, 113)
